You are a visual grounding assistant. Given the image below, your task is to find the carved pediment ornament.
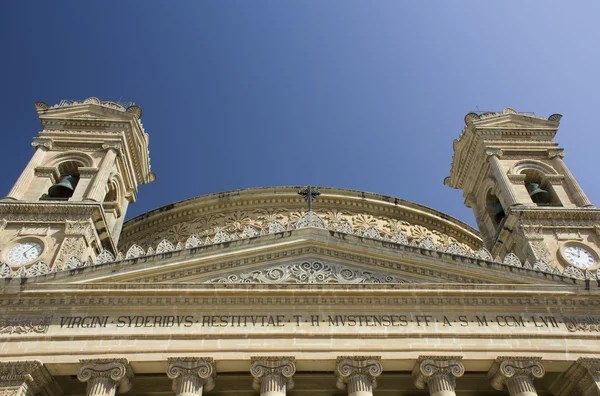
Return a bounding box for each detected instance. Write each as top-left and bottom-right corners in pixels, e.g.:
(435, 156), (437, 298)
(167, 357), (215, 393)
(77, 358), (134, 394)
(207, 261), (405, 284)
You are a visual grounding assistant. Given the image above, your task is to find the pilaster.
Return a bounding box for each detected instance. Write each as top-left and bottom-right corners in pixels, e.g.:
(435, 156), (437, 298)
(335, 356), (382, 396)
(5, 140), (52, 200)
(488, 357), (545, 396)
(250, 357), (295, 396)
(77, 358), (134, 396)
(84, 143), (120, 202)
(412, 356), (464, 396)
(0, 360), (52, 396)
(550, 357), (600, 396)
(548, 149), (593, 207)
(167, 357), (215, 396)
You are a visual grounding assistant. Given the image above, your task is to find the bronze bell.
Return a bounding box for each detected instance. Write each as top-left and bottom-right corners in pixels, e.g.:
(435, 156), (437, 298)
(493, 201), (505, 223)
(48, 175), (77, 198)
(527, 182), (549, 204)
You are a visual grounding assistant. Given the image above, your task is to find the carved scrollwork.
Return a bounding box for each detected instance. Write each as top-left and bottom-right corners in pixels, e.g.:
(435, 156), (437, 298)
(335, 356), (382, 391)
(208, 261), (404, 284)
(488, 357), (544, 391)
(0, 360), (51, 395)
(77, 359), (134, 394)
(412, 356), (464, 390)
(167, 357), (215, 393)
(563, 316), (600, 333)
(0, 317), (51, 335)
(250, 357), (296, 391)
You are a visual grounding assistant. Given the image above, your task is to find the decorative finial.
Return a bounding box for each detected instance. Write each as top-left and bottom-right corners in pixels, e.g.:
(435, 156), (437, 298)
(298, 185), (320, 211)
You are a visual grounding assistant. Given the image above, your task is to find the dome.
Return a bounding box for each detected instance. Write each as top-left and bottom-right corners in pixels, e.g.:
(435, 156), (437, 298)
(119, 186), (481, 255)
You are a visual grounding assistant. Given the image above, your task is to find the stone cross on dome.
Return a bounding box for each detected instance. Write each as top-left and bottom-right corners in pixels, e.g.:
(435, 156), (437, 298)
(298, 185), (320, 212)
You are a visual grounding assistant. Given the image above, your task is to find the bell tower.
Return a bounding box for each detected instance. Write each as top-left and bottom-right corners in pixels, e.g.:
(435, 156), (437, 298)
(445, 108), (600, 271)
(0, 98), (154, 273)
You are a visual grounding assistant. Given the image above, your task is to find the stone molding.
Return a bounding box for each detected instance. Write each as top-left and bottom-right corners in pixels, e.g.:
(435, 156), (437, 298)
(167, 357), (215, 394)
(250, 356), (296, 393)
(412, 356), (464, 393)
(0, 360), (52, 396)
(488, 357), (544, 393)
(335, 356), (382, 392)
(77, 358), (134, 395)
(550, 357), (600, 396)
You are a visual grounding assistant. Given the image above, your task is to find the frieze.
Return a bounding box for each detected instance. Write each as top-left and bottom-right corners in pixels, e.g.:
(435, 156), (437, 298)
(563, 317), (600, 333)
(0, 317), (51, 335)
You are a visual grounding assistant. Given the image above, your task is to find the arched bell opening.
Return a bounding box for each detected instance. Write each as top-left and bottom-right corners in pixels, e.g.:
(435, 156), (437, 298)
(522, 169), (562, 207)
(486, 192), (505, 231)
(40, 160), (82, 200)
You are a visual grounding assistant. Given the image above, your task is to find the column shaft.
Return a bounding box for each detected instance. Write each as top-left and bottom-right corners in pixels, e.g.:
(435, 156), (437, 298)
(428, 373), (456, 396)
(552, 156), (593, 207)
(346, 374), (373, 396)
(260, 374), (286, 396)
(6, 146), (48, 200)
(488, 153), (520, 207)
(506, 375), (537, 396)
(87, 376), (118, 396)
(175, 375), (204, 396)
(85, 147), (117, 202)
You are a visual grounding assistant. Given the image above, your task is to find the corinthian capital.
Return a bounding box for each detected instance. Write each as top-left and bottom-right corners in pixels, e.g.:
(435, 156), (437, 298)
(335, 356), (382, 391)
(412, 356), (464, 391)
(77, 358), (134, 395)
(488, 357), (544, 393)
(167, 357), (216, 393)
(250, 356), (296, 392)
(486, 147), (504, 158)
(0, 360), (52, 396)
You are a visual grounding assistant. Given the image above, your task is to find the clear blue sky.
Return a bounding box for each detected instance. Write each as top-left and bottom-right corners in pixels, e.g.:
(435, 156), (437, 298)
(1, 2), (599, 228)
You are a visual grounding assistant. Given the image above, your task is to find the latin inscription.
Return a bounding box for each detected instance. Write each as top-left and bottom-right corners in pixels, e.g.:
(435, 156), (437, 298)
(56, 314), (563, 330)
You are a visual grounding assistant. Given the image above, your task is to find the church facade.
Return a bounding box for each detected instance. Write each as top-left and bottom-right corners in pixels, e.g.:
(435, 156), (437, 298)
(0, 99), (599, 396)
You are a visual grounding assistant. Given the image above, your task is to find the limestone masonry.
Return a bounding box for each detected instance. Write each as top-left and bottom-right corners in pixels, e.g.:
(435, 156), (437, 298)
(0, 99), (599, 395)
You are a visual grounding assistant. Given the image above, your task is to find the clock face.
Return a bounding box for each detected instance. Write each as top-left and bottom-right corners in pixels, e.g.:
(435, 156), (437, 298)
(7, 242), (43, 266)
(564, 245), (595, 268)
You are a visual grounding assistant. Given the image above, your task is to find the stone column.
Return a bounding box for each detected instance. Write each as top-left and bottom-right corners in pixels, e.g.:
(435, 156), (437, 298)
(412, 356), (464, 396)
(335, 356), (382, 396)
(0, 360), (52, 396)
(549, 357), (600, 396)
(488, 357), (545, 396)
(77, 358), (134, 396)
(486, 148), (521, 207)
(84, 143), (119, 202)
(250, 357), (295, 396)
(549, 149), (593, 207)
(167, 357), (215, 396)
(5, 139), (52, 200)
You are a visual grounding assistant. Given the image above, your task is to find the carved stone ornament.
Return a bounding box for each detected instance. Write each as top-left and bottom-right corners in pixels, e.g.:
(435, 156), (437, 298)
(77, 359), (134, 396)
(485, 148), (504, 158)
(563, 316), (600, 333)
(488, 357), (544, 394)
(335, 356), (382, 393)
(0, 317), (51, 336)
(207, 261), (404, 284)
(31, 138), (52, 150)
(250, 357), (296, 394)
(0, 360), (52, 396)
(167, 357), (215, 395)
(412, 356), (464, 393)
(550, 357), (600, 396)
